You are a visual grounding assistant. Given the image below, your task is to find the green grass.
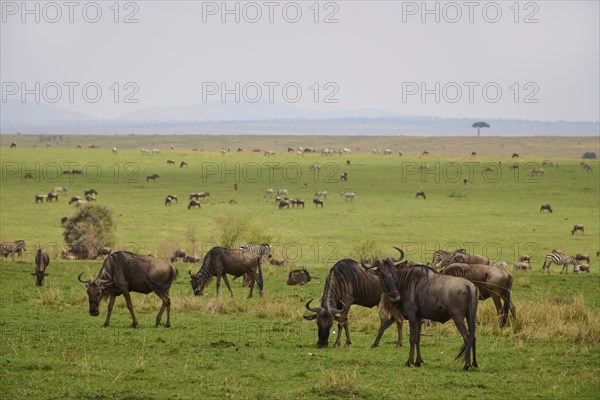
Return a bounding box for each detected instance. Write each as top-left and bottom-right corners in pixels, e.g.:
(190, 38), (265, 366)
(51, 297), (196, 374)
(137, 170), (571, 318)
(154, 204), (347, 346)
(1, 135), (599, 399)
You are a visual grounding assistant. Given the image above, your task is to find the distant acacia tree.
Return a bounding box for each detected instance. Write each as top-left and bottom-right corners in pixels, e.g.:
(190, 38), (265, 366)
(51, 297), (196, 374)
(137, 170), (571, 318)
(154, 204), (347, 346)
(472, 122), (490, 137)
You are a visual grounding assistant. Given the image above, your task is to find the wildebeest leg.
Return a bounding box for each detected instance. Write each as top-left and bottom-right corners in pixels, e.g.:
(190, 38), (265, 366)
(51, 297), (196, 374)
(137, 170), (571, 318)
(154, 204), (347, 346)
(103, 294), (116, 327)
(332, 321), (345, 347)
(406, 319), (418, 367)
(154, 290), (171, 328)
(221, 274), (234, 297)
(414, 319), (424, 367)
(453, 318), (471, 370)
(342, 315), (352, 346)
(122, 290), (139, 328)
(491, 294), (504, 326)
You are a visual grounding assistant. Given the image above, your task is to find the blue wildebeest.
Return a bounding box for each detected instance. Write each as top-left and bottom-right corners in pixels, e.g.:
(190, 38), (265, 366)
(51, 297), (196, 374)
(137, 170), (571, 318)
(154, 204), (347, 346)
(304, 255), (404, 349)
(364, 250), (479, 370)
(78, 251), (176, 328)
(189, 247), (263, 298)
(287, 268), (311, 285)
(33, 249), (50, 286)
(442, 263), (515, 327)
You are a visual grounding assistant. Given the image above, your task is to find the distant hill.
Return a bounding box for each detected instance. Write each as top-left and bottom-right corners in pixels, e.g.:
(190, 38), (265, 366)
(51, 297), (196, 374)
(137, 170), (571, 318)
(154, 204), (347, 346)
(1, 100), (598, 136)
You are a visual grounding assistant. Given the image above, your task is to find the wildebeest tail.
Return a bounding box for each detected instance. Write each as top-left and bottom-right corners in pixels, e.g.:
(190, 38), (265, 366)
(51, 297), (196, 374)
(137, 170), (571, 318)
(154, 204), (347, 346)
(456, 285), (478, 361)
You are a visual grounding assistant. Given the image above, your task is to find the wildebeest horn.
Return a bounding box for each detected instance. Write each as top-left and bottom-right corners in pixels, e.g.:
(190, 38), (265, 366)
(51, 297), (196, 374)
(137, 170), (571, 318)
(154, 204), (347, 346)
(305, 299), (323, 313)
(77, 272), (90, 284)
(188, 269), (193, 276)
(392, 247), (405, 262)
(330, 301), (347, 315)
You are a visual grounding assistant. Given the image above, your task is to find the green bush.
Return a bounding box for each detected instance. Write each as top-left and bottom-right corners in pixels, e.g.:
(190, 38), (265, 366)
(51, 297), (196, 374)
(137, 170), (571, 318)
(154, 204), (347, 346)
(213, 213), (274, 249)
(63, 204), (116, 259)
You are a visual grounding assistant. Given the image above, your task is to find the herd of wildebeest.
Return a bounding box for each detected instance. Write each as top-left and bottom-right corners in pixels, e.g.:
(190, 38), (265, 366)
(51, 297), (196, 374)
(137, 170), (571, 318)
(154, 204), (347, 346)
(1, 144), (598, 371)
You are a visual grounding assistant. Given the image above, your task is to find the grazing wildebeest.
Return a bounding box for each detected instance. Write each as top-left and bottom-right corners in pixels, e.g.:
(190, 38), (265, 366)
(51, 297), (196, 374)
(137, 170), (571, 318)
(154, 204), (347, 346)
(422, 151), (429, 156)
(31, 249), (50, 286)
(512, 153), (519, 158)
(10, 142), (16, 148)
(183, 255), (201, 263)
(188, 200), (201, 209)
(448, 252), (490, 266)
(431, 249), (467, 269)
(304, 254), (404, 349)
(47, 192), (59, 202)
(442, 263), (515, 326)
(541, 252), (580, 274)
(313, 198), (324, 207)
(575, 254), (590, 264)
(471, 152), (477, 156)
(189, 247), (263, 298)
(542, 160), (553, 167)
(167, 160), (175, 165)
(340, 171), (348, 181)
(69, 196), (82, 205)
(61, 216), (68, 225)
(519, 255), (531, 262)
(279, 199), (290, 209)
(167, 194), (178, 203)
(287, 268), (311, 285)
(170, 249), (186, 262)
(165, 196), (174, 206)
(35, 194), (46, 203)
(365, 255), (479, 370)
(78, 251), (176, 327)
(84, 189), (98, 196)
(415, 191), (426, 199)
(291, 198), (305, 208)
(514, 262), (531, 270)
(180, 161), (188, 168)
(571, 224), (584, 235)
(146, 174), (159, 183)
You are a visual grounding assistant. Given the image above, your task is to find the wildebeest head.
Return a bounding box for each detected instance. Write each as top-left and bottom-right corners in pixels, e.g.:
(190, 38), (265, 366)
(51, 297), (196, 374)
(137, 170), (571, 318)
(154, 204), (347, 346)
(78, 273), (112, 316)
(361, 247), (405, 304)
(32, 271), (49, 287)
(303, 299), (347, 348)
(189, 270), (209, 296)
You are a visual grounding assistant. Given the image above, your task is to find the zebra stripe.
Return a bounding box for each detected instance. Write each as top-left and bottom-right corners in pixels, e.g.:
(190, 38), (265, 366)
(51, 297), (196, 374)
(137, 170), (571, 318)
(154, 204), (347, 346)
(541, 252), (579, 273)
(432, 249), (465, 268)
(240, 244), (271, 258)
(1, 240), (26, 259)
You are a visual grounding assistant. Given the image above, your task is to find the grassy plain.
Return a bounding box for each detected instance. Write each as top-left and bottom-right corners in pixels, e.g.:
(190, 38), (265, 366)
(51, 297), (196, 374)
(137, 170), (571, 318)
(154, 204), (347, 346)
(1, 135), (599, 399)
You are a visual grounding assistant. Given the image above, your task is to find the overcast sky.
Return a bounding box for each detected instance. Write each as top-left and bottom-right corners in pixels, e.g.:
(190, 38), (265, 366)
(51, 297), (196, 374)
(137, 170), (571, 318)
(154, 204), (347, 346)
(2, 0), (599, 121)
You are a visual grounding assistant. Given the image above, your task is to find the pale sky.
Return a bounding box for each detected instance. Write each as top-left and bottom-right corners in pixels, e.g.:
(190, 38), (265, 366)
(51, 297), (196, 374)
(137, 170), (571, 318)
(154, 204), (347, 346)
(1, 0), (599, 121)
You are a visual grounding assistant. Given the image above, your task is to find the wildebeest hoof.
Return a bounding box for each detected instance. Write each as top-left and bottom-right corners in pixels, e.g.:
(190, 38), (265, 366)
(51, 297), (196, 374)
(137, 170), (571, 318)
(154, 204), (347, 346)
(404, 361), (413, 367)
(131, 324), (138, 328)
(102, 324), (110, 328)
(165, 323), (171, 328)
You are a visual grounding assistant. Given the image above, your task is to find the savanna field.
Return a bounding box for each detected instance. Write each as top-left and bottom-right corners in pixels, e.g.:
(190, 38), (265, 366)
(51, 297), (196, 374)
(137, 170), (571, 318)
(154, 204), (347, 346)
(0, 134), (599, 400)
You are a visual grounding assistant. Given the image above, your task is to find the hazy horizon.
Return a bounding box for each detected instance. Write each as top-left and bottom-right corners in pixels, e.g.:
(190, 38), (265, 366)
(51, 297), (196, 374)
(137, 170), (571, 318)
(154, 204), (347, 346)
(2, 1), (599, 124)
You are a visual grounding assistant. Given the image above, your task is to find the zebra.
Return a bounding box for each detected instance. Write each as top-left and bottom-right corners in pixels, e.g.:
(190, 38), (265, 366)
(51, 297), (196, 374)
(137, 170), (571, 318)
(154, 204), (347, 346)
(1, 240), (26, 260)
(240, 244), (272, 260)
(541, 252), (581, 274)
(431, 249), (466, 268)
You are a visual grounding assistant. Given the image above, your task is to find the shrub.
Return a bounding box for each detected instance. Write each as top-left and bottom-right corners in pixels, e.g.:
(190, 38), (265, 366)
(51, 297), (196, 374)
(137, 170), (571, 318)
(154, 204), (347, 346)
(63, 204), (116, 259)
(213, 213), (274, 249)
(352, 237), (384, 261)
